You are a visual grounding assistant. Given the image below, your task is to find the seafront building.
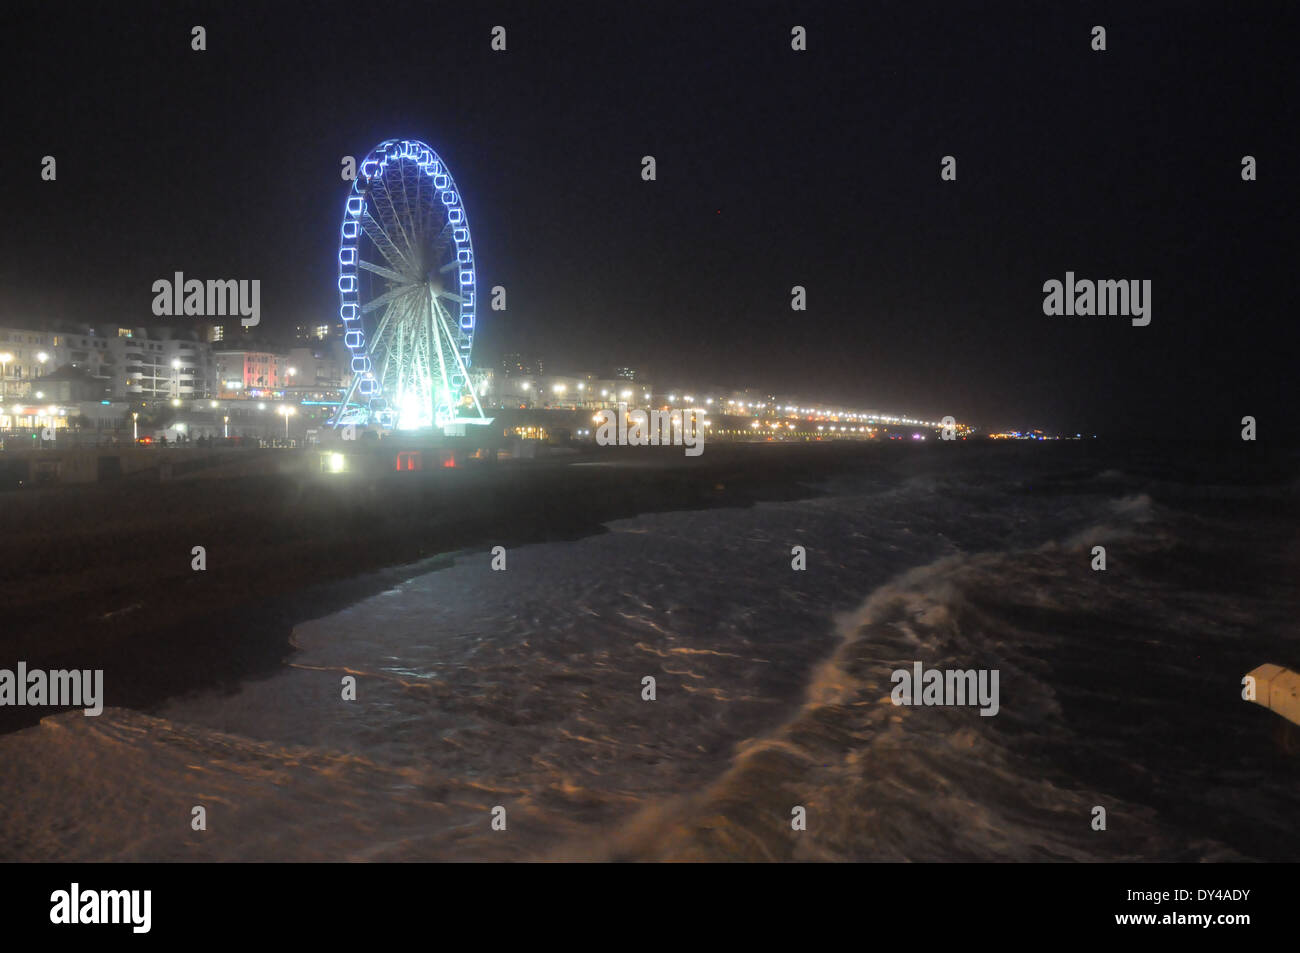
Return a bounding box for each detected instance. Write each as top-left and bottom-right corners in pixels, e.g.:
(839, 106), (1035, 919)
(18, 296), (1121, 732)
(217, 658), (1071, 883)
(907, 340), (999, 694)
(0, 319), (350, 437)
(0, 324), (59, 398)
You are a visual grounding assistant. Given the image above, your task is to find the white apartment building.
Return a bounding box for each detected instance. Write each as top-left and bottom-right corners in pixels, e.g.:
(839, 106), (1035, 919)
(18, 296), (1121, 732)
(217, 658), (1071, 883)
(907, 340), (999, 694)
(1, 323), (217, 400)
(0, 325), (59, 398)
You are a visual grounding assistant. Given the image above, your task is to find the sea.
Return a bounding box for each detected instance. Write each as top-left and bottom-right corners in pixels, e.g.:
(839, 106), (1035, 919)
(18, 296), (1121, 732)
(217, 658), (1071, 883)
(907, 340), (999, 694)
(2, 442), (1297, 861)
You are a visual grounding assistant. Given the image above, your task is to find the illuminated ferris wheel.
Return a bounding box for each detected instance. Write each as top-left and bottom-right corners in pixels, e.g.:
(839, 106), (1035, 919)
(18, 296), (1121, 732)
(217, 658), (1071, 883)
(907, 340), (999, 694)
(335, 138), (491, 432)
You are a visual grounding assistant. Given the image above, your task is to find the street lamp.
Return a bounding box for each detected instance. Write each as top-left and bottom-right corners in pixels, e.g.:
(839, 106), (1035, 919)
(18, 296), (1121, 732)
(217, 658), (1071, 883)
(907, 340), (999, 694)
(132, 411), (139, 442)
(279, 404), (295, 438)
(223, 415), (229, 439)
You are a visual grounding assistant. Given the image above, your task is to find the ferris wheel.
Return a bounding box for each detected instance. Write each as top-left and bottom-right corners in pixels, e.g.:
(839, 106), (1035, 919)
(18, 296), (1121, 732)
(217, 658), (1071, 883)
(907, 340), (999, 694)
(335, 138), (491, 432)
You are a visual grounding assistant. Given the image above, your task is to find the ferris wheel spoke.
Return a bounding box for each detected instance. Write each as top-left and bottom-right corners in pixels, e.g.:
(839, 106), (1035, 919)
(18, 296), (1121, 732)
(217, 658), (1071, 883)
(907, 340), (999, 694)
(390, 168), (412, 253)
(431, 294), (466, 355)
(371, 179), (419, 267)
(402, 162), (425, 245)
(368, 303), (397, 355)
(417, 171), (435, 244)
(366, 191), (412, 268)
(373, 294), (418, 398)
(427, 291), (453, 405)
(432, 292), (469, 345)
(360, 212), (415, 274)
(358, 259), (408, 283)
(361, 283), (418, 315)
(384, 293), (423, 343)
(374, 316), (396, 387)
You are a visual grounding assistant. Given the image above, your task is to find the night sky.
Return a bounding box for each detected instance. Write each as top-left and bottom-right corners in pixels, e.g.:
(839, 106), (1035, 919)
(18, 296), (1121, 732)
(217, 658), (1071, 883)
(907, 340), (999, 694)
(2, 1), (1294, 435)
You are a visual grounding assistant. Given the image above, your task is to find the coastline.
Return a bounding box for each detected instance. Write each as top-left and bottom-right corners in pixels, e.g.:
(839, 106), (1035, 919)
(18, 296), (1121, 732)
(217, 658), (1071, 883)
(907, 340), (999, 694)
(0, 443), (879, 735)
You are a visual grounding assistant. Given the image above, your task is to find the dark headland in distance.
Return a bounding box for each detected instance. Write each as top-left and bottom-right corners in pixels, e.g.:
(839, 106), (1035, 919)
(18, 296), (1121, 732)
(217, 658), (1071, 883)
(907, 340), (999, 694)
(0, 438), (1289, 737)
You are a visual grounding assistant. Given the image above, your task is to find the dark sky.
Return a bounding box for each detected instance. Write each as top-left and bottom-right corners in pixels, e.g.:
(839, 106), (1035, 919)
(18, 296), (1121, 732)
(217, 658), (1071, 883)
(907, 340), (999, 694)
(2, 0), (1294, 435)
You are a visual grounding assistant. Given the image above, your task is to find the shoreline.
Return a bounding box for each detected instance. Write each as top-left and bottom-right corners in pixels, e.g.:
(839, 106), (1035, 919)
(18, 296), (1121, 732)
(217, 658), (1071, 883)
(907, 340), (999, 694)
(9, 438), (1288, 738)
(0, 443), (880, 735)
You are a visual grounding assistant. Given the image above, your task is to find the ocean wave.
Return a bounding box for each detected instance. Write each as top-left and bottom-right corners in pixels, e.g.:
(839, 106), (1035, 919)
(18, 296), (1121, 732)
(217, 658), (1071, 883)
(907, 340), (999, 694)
(3, 452), (1294, 861)
(576, 508), (1290, 861)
